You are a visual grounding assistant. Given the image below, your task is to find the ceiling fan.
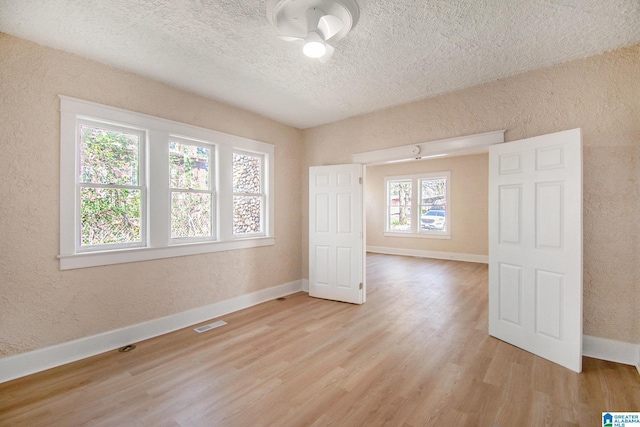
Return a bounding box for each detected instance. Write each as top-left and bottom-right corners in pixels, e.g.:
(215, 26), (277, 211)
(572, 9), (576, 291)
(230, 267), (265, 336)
(267, 0), (360, 63)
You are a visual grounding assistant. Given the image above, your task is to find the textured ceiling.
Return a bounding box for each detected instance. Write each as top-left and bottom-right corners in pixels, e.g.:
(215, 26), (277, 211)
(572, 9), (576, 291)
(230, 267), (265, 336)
(1, 0), (639, 129)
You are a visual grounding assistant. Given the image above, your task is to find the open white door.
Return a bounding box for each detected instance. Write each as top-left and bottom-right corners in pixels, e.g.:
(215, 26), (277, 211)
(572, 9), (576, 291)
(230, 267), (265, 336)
(489, 128), (583, 372)
(309, 164), (365, 304)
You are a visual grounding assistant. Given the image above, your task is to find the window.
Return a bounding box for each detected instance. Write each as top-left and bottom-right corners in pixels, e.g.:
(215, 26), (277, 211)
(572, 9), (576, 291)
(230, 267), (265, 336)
(419, 177), (447, 232)
(232, 151), (264, 236)
(59, 96), (274, 269)
(385, 172), (450, 238)
(169, 139), (214, 241)
(78, 121), (145, 250)
(387, 179), (412, 232)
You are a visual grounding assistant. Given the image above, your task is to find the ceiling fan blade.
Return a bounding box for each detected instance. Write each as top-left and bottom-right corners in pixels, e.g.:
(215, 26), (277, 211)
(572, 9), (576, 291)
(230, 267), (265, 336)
(317, 44), (335, 63)
(318, 15), (344, 40)
(277, 35), (304, 42)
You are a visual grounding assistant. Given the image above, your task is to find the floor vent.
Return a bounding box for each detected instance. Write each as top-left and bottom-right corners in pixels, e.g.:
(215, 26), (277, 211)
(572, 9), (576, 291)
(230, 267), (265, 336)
(194, 320), (227, 333)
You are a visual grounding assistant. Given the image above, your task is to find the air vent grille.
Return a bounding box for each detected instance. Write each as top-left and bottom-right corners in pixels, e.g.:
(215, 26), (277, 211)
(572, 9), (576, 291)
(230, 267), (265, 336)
(194, 320), (227, 333)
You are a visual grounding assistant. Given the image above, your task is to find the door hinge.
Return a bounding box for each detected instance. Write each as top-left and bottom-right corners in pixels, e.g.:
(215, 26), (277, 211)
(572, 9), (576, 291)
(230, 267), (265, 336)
(359, 282), (363, 290)
(359, 177), (362, 184)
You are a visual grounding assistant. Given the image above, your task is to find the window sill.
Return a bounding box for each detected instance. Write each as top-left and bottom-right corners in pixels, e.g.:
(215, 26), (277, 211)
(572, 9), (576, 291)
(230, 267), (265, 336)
(58, 237), (275, 270)
(383, 232), (451, 240)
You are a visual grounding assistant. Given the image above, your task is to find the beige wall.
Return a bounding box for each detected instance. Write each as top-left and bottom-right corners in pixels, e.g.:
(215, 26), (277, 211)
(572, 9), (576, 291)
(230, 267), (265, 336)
(0, 34), (303, 356)
(1, 33), (638, 358)
(303, 43), (640, 344)
(366, 154), (488, 255)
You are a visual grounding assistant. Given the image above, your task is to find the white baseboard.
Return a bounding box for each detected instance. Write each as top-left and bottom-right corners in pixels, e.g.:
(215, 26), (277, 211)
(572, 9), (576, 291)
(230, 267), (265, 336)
(583, 335), (640, 367)
(2, 283), (636, 384)
(367, 245), (488, 264)
(0, 280), (303, 384)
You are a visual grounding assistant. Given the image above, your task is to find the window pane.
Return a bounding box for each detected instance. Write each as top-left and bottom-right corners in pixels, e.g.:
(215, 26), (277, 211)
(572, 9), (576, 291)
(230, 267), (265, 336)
(81, 187), (141, 245)
(80, 125), (139, 185)
(233, 196), (261, 234)
(421, 206), (446, 231)
(421, 178), (446, 204)
(420, 178), (447, 231)
(389, 206), (411, 231)
(388, 180), (412, 231)
(169, 142), (210, 190)
(171, 192), (212, 238)
(233, 153), (261, 193)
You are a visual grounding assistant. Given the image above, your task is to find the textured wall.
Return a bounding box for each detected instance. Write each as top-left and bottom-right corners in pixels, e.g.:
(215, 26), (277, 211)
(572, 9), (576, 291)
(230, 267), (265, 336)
(0, 34), (303, 356)
(366, 154), (488, 255)
(1, 33), (638, 357)
(303, 43), (640, 344)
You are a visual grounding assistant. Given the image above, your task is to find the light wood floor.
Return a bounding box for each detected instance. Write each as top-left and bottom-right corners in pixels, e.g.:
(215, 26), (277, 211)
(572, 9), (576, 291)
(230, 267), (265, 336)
(1, 254), (638, 426)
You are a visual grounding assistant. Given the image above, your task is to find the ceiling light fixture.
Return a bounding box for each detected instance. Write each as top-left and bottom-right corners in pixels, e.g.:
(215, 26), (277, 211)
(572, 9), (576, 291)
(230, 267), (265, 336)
(303, 30), (327, 58)
(267, 0), (360, 63)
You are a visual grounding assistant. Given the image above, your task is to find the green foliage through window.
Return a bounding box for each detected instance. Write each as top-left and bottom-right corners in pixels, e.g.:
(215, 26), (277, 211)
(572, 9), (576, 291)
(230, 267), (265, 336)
(80, 125), (139, 185)
(169, 141), (212, 239)
(81, 188), (141, 245)
(79, 124), (142, 246)
(169, 142), (210, 190)
(171, 192), (212, 239)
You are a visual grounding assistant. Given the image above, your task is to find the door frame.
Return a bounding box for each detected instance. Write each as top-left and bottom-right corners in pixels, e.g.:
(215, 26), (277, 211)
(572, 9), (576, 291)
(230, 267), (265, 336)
(343, 128), (583, 372)
(306, 131), (505, 294)
(352, 130), (505, 165)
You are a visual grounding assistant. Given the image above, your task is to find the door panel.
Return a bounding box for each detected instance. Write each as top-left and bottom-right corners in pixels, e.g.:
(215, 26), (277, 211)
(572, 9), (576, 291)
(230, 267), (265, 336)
(535, 182), (563, 249)
(309, 164), (364, 304)
(315, 194), (330, 232)
(315, 246), (330, 285)
(498, 263), (522, 326)
(499, 185), (522, 244)
(535, 270), (563, 339)
(489, 128), (582, 372)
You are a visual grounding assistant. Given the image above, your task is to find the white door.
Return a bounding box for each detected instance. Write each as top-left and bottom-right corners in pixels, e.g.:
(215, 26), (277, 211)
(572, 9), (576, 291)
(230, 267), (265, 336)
(489, 128), (583, 372)
(309, 164), (365, 304)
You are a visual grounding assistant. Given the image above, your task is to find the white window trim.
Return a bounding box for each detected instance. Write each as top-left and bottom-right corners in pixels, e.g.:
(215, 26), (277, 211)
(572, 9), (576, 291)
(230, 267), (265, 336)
(384, 172), (451, 239)
(59, 96), (275, 270)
